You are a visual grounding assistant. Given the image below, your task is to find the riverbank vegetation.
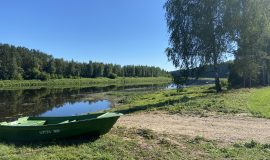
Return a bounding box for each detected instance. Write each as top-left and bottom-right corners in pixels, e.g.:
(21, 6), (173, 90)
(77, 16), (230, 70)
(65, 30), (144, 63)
(0, 77), (171, 89)
(0, 44), (169, 81)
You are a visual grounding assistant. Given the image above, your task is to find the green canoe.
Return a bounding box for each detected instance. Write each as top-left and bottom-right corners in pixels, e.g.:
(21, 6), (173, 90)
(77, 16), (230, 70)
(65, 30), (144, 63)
(0, 112), (123, 141)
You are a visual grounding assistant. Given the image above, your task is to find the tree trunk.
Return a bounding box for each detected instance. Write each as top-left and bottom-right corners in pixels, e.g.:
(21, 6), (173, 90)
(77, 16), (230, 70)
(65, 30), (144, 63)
(243, 75), (246, 88)
(249, 76), (251, 88)
(212, 41), (221, 92)
(215, 73), (221, 92)
(262, 63), (267, 86)
(213, 45), (221, 92)
(211, 22), (221, 93)
(267, 72), (270, 86)
(214, 65), (221, 92)
(262, 67), (265, 85)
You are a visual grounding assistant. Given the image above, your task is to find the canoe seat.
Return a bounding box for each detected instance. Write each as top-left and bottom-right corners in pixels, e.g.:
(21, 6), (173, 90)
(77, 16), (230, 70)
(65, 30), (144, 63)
(1, 117), (46, 126)
(0, 122), (8, 125)
(59, 120), (69, 124)
(97, 112), (114, 118)
(58, 120), (76, 124)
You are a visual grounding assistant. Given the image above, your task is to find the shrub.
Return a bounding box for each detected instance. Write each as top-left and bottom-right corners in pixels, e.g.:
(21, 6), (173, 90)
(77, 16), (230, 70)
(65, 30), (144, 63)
(38, 72), (49, 81)
(137, 129), (155, 139)
(221, 80), (228, 88)
(244, 140), (258, 148)
(108, 73), (117, 79)
(14, 73), (23, 80)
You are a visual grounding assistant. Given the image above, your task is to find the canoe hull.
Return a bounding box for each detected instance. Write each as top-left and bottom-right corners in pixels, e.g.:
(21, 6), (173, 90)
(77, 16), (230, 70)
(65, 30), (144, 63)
(0, 114), (121, 141)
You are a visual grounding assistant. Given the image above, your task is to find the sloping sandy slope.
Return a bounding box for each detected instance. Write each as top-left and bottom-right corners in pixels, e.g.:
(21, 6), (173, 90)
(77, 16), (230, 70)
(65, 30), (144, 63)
(117, 112), (270, 143)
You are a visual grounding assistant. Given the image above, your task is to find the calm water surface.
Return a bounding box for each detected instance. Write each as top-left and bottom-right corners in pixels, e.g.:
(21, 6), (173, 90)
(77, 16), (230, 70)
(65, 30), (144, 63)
(39, 100), (111, 117)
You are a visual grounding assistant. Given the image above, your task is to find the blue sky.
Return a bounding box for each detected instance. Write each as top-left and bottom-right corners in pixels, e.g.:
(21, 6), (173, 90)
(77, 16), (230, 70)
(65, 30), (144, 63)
(0, 0), (176, 71)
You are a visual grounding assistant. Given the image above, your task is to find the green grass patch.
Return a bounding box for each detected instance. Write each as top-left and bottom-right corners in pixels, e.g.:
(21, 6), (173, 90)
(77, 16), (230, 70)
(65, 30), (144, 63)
(0, 127), (184, 160)
(184, 136), (270, 159)
(0, 77), (171, 90)
(248, 87), (270, 118)
(112, 84), (270, 118)
(113, 85), (252, 116)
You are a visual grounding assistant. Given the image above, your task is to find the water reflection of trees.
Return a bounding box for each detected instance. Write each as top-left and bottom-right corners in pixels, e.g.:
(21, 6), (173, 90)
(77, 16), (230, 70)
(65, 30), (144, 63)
(0, 84), (168, 121)
(0, 87), (112, 121)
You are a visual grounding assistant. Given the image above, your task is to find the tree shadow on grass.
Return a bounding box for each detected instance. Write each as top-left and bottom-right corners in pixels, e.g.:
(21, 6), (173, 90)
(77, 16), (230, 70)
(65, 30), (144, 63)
(116, 94), (209, 115)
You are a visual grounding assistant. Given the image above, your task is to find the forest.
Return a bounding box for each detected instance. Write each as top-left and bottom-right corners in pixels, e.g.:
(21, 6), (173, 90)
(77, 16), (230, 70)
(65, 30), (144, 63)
(0, 44), (169, 80)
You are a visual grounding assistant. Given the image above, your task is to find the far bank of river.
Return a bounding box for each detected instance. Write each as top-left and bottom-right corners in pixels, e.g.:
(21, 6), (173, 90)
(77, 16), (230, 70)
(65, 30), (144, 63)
(0, 77), (171, 89)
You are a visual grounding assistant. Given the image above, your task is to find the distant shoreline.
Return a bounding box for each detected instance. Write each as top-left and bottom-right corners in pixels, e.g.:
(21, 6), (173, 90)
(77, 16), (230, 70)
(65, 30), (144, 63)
(0, 77), (171, 90)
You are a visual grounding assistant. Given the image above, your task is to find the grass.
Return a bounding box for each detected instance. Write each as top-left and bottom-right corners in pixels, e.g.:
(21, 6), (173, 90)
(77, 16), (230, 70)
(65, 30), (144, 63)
(0, 77), (171, 89)
(185, 136), (270, 159)
(108, 84), (270, 118)
(0, 127), (184, 160)
(0, 127), (269, 160)
(112, 85), (253, 117)
(248, 87), (270, 118)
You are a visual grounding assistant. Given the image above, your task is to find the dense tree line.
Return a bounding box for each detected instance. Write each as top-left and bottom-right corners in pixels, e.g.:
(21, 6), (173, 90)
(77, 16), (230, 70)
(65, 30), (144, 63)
(0, 44), (169, 80)
(227, 0), (270, 88)
(164, 0), (270, 90)
(172, 62), (230, 79)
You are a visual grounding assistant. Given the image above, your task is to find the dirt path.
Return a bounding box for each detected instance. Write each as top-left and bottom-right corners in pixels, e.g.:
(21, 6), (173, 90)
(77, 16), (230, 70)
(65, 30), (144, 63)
(117, 112), (270, 143)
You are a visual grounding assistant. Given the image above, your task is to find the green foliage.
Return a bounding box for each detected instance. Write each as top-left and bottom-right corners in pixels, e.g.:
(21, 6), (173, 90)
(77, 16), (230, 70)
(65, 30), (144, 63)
(104, 64), (113, 77)
(228, 63), (243, 88)
(220, 79), (228, 88)
(0, 44), (169, 81)
(226, 0), (270, 88)
(165, 0), (270, 89)
(38, 72), (50, 81)
(108, 73), (117, 79)
(164, 0), (231, 92)
(0, 45), (19, 80)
